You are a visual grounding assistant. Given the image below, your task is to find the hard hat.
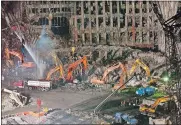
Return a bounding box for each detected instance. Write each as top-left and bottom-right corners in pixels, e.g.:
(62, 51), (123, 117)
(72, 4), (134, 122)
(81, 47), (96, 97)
(72, 47), (75, 53)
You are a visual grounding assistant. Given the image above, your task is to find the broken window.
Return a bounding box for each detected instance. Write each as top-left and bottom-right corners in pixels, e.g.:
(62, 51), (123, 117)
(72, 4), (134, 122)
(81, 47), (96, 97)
(98, 1), (103, 15)
(142, 17), (147, 27)
(98, 17), (103, 27)
(135, 16), (140, 27)
(120, 14), (125, 28)
(128, 17), (132, 27)
(85, 33), (89, 41)
(135, 32), (140, 43)
(32, 8), (36, 14)
(43, 8), (46, 13)
(84, 18), (89, 28)
(135, 2), (140, 13)
(91, 18), (96, 28)
(105, 1), (110, 13)
(92, 33), (97, 43)
(112, 1), (117, 14)
(91, 2), (96, 15)
(113, 17), (118, 27)
(142, 1), (147, 13)
(106, 17), (110, 26)
(84, 2), (89, 14)
(77, 18), (81, 30)
(76, 2), (81, 15)
(38, 17), (49, 25)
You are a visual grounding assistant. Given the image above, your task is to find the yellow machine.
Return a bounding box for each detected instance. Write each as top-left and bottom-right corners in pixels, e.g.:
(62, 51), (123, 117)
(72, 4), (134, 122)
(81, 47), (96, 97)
(129, 59), (158, 85)
(139, 96), (177, 114)
(46, 52), (64, 80)
(91, 62), (127, 90)
(46, 65), (64, 80)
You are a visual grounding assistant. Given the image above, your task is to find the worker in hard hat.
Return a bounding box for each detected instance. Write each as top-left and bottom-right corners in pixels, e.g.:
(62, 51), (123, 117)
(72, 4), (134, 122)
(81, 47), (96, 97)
(70, 47), (77, 62)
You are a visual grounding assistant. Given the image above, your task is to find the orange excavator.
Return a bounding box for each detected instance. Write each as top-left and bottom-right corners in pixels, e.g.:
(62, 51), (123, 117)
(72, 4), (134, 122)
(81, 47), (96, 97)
(66, 56), (88, 81)
(46, 65), (64, 80)
(91, 62), (128, 90)
(5, 48), (35, 68)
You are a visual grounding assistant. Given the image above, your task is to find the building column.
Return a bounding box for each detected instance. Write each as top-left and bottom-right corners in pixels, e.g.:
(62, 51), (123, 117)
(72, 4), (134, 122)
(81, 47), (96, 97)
(103, 1), (106, 42)
(95, 1), (99, 44)
(81, 2), (85, 43)
(88, 1), (92, 45)
(110, 1), (113, 43)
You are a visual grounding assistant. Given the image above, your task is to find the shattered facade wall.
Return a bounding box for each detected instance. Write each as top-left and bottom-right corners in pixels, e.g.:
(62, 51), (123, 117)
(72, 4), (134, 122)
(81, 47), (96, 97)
(70, 1), (162, 48)
(25, 1), (181, 49)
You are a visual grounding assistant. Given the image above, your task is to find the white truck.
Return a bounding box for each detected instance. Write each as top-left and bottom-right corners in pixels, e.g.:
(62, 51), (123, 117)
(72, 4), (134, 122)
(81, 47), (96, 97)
(25, 80), (52, 91)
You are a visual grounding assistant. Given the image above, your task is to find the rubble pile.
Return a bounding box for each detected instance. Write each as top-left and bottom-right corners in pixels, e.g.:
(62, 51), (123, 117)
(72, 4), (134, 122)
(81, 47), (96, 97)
(2, 92), (15, 112)
(2, 91), (36, 112)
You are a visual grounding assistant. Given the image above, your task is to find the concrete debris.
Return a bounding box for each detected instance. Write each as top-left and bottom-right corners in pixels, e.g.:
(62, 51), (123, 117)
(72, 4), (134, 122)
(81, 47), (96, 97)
(73, 79), (80, 84)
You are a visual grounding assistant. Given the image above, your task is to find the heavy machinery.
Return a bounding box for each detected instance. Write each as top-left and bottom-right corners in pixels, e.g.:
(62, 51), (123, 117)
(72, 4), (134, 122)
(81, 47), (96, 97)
(2, 88), (28, 107)
(5, 48), (23, 66)
(5, 48), (36, 68)
(66, 56), (88, 81)
(114, 112), (138, 125)
(46, 65), (64, 80)
(129, 59), (157, 85)
(91, 62), (127, 89)
(136, 86), (156, 96)
(139, 96), (178, 116)
(26, 80), (52, 91)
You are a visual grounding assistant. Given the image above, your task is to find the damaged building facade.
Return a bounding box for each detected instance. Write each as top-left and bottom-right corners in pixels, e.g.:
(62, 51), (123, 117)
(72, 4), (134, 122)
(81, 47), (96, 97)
(26, 1), (181, 49)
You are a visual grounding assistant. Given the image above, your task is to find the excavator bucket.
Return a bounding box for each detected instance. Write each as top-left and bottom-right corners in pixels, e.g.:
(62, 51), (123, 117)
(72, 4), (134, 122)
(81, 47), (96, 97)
(90, 77), (105, 85)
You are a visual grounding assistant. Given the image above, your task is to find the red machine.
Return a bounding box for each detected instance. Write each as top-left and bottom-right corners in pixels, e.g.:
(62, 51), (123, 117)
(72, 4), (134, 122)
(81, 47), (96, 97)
(12, 81), (24, 88)
(66, 56), (88, 81)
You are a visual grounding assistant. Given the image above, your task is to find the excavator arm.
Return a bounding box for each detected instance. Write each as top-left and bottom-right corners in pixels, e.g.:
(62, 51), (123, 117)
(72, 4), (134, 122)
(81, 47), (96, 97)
(91, 62), (127, 86)
(5, 48), (24, 67)
(139, 96), (172, 114)
(129, 59), (150, 77)
(46, 65), (64, 80)
(66, 56), (87, 81)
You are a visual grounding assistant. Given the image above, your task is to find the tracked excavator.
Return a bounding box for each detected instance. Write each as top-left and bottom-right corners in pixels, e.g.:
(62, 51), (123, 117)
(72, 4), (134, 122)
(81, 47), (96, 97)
(90, 62), (127, 90)
(46, 65), (64, 80)
(139, 96), (179, 116)
(129, 59), (158, 85)
(45, 52), (64, 80)
(5, 48), (36, 68)
(66, 56), (88, 81)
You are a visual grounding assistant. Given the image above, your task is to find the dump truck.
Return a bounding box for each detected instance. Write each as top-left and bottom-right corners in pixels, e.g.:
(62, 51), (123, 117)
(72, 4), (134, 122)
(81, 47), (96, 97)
(26, 80), (52, 91)
(12, 80), (52, 91)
